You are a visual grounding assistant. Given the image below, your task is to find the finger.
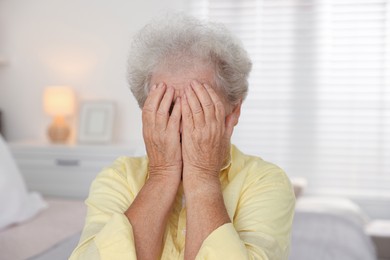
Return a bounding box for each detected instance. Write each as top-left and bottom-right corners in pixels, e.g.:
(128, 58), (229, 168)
(167, 97), (182, 133)
(142, 83), (166, 122)
(190, 80), (215, 124)
(156, 86), (175, 129)
(204, 83), (225, 124)
(181, 93), (194, 131)
(185, 84), (205, 127)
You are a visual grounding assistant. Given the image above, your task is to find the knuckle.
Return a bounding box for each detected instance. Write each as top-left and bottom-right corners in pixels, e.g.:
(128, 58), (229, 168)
(183, 110), (192, 119)
(169, 114), (180, 124)
(142, 109), (151, 116)
(156, 109), (167, 117)
(193, 106), (203, 115)
(215, 101), (224, 110)
(203, 101), (214, 109)
(142, 104), (155, 114)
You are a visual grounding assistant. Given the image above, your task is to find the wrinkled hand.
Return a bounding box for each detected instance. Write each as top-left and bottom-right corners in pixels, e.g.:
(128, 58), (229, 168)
(181, 80), (235, 180)
(142, 83), (182, 179)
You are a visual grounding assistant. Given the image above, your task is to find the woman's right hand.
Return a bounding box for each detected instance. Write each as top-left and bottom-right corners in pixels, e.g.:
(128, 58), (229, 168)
(142, 83), (182, 180)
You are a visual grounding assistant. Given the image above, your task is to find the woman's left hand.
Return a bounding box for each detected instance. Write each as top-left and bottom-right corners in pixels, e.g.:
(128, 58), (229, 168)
(181, 80), (235, 183)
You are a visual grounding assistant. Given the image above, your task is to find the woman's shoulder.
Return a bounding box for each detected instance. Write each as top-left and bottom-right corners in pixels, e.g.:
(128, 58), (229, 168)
(230, 145), (291, 187)
(110, 155), (149, 174)
(94, 155), (149, 192)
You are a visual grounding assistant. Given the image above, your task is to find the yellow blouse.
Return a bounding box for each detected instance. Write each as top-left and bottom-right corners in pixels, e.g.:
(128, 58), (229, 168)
(70, 145), (295, 259)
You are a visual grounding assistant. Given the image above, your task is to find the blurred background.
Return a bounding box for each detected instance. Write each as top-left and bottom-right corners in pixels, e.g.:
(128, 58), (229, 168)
(0, 0), (389, 259)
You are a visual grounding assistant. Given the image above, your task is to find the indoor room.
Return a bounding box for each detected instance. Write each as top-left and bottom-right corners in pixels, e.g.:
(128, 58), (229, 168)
(0, 0), (389, 259)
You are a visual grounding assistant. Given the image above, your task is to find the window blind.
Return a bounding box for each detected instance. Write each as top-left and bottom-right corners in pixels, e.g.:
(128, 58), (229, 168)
(189, 0), (390, 216)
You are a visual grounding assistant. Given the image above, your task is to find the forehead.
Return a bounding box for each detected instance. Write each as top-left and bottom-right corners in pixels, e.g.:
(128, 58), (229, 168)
(149, 61), (232, 112)
(150, 63), (216, 90)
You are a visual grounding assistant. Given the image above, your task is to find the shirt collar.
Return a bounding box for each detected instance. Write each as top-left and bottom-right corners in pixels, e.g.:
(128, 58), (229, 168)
(220, 144), (233, 172)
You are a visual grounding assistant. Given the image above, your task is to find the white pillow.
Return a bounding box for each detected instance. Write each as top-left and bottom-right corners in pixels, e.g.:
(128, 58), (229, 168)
(0, 135), (47, 230)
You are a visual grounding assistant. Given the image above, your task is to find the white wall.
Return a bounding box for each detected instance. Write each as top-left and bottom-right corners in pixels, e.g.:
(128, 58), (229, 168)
(0, 0), (186, 144)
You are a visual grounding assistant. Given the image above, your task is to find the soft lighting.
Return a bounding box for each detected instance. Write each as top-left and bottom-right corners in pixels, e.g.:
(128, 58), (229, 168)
(43, 86), (75, 143)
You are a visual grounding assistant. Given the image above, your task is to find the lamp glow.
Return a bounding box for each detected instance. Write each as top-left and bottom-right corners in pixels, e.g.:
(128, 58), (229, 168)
(43, 86), (75, 143)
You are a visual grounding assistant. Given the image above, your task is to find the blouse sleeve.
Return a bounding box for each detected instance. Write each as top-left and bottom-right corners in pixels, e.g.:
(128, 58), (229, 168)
(69, 163), (138, 260)
(196, 165), (296, 260)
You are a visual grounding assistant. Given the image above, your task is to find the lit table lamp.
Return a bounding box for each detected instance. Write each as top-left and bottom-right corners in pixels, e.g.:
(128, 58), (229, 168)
(43, 86), (75, 143)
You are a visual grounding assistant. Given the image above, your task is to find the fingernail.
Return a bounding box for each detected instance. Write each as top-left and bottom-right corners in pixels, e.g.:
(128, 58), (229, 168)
(151, 84), (157, 90)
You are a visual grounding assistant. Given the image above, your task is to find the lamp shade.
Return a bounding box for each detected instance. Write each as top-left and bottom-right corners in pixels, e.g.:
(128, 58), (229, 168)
(43, 86), (75, 116)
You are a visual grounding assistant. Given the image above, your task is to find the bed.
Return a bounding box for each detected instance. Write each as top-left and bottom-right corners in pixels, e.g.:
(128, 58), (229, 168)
(0, 134), (84, 260)
(289, 197), (377, 260)
(1, 197), (378, 260)
(0, 197), (86, 260)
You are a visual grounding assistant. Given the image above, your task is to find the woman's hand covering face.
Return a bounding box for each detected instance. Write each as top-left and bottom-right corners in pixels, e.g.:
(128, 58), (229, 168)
(181, 80), (235, 179)
(142, 83), (182, 179)
(142, 80), (236, 180)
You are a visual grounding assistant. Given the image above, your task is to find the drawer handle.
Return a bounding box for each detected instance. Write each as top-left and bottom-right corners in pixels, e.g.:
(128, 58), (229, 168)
(56, 159), (80, 166)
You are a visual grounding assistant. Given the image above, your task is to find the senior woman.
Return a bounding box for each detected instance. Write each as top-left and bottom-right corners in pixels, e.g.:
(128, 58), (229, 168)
(70, 15), (295, 260)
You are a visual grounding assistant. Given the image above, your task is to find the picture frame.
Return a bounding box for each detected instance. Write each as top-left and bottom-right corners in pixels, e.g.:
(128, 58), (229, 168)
(78, 101), (115, 144)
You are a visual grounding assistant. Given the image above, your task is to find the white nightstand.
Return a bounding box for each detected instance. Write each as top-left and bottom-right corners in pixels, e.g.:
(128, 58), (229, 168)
(8, 141), (145, 199)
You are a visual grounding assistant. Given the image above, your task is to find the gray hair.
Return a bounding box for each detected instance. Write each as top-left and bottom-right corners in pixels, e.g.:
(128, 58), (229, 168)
(127, 14), (252, 108)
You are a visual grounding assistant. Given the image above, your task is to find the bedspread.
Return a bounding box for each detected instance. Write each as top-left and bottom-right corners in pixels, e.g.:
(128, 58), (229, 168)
(289, 198), (376, 260)
(0, 198), (86, 260)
